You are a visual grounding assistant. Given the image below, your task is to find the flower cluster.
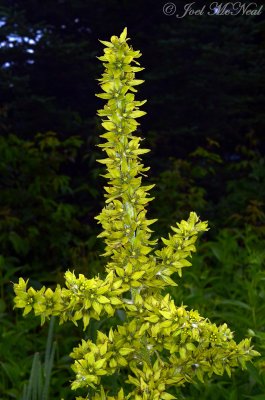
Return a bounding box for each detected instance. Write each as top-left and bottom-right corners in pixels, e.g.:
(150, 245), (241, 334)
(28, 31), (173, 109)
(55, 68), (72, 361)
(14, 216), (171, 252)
(13, 28), (259, 400)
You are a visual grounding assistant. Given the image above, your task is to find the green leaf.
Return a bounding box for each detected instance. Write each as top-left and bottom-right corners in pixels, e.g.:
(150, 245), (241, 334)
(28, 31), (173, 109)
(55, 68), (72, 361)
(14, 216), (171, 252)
(130, 110), (146, 118)
(97, 296), (110, 304)
(120, 27), (127, 42)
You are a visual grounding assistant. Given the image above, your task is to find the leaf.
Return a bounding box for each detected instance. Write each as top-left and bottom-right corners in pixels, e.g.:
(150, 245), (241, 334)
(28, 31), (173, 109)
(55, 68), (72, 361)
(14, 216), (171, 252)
(99, 40), (113, 47)
(120, 27), (127, 42)
(145, 315), (160, 323)
(96, 93), (112, 99)
(130, 79), (144, 86)
(159, 311), (172, 319)
(218, 299), (251, 310)
(102, 121), (116, 131)
(179, 347), (186, 359)
(92, 301), (103, 315)
(196, 368), (204, 383)
(131, 271), (145, 280)
(130, 110), (147, 118)
(186, 343), (196, 352)
(161, 394), (177, 400)
(95, 359), (106, 369)
(161, 275), (178, 286)
(119, 347), (134, 356)
(97, 295), (110, 304)
(109, 297), (122, 305)
(9, 232), (29, 255)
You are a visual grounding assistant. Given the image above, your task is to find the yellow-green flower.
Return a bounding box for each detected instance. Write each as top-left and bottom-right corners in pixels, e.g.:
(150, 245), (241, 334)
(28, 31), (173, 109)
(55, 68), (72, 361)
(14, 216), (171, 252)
(14, 278), (44, 316)
(71, 344), (107, 390)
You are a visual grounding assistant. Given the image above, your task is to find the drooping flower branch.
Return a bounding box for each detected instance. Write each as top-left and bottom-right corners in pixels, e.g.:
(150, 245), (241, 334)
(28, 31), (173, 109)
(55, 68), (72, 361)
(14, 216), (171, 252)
(13, 28), (259, 400)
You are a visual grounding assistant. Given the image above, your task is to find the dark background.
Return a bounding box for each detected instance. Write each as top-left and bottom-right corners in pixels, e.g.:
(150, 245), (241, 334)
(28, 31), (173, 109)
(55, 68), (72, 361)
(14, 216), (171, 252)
(0, 1), (265, 399)
(1, 0), (264, 153)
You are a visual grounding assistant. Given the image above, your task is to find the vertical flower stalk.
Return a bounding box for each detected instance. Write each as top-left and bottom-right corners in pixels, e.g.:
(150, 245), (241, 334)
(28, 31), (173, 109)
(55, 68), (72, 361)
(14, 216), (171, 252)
(95, 27), (158, 298)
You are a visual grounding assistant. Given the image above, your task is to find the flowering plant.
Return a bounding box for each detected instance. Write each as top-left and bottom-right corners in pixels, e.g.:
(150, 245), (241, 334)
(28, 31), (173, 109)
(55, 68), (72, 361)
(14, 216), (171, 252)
(13, 28), (259, 400)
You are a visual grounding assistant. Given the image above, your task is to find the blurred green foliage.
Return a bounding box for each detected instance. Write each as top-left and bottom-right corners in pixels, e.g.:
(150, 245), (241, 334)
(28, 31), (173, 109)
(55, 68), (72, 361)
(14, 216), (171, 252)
(0, 131), (104, 281)
(150, 133), (265, 237)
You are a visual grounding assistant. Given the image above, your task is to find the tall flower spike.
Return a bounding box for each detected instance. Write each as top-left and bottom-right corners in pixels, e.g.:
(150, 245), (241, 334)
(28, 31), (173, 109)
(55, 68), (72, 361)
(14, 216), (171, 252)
(13, 28), (259, 400)
(95, 27), (157, 261)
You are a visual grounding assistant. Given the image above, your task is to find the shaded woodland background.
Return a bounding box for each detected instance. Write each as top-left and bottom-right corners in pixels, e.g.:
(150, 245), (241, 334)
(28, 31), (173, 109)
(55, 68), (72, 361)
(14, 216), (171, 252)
(0, 1), (265, 399)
